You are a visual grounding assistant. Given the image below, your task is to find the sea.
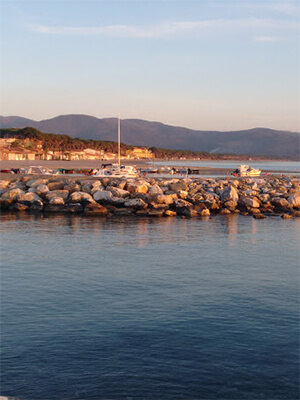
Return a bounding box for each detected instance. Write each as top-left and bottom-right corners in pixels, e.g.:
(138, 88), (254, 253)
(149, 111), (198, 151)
(151, 160), (300, 173)
(0, 210), (299, 400)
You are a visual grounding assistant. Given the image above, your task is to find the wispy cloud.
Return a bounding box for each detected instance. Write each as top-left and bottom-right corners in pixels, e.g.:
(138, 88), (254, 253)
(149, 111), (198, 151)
(264, 1), (299, 16)
(254, 36), (280, 42)
(238, 1), (299, 16)
(29, 17), (298, 38)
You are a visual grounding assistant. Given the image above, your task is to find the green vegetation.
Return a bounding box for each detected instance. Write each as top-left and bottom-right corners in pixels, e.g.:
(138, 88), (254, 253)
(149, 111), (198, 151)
(0, 127), (134, 155)
(149, 147), (211, 159)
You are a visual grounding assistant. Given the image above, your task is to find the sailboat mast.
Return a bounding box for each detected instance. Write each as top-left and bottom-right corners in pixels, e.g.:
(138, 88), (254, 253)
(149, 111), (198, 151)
(118, 113), (121, 173)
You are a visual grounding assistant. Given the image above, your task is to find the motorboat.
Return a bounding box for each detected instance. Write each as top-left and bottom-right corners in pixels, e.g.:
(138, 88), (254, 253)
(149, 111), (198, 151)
(139, 167), (158, 174)
(26, 166), (53, 175)
(94, 163), (139, 178)
(232, 165), (261, 177)
(172, 167), (189, 175)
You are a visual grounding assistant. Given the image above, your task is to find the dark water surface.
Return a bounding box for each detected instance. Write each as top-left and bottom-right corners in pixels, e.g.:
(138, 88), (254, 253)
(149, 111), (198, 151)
(0, 214), (299, 400)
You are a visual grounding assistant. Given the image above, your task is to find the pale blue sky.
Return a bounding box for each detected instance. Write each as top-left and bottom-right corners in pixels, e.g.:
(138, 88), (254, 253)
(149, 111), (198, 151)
(1, 0), (299, 131)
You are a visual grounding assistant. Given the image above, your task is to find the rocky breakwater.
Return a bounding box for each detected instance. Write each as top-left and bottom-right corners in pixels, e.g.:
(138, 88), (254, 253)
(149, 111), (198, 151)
(0, 175), (299, 219)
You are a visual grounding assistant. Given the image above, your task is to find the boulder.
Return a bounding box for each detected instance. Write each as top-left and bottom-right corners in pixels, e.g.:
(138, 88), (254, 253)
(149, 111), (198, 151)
(124, 198), (148, 209)
(259, 193), (270, 203)
(34, 184), (49, 197)
(223, 199), (238, 210)
(49, 197), (65, 206)
(83, 203), (108, 216)
(173, 199), (193, 208)
(69, 191), (95, 204)
(241, 196), (260, 208)
(106, 186), (130, 198)
(46, 190), (69, 201)
(181, 207), (198, 217)
(126, 181), (148, 194)
(148, 209), (164, 217)
(291, 211), (300, 217)
(26, 178), (49, 188)
(178, 190), (188, 199)
(8, 181), (26, 190)
(82, 181), (101, 194)
(173, 199), (194, 215)
(114, 208), (134, 215)
(93, 190), (113, 202)
(219, 208), (231, 215)
(219, 185), (239, 202)
(1, 188), (25, 202)
(199, 208), (210, 216)
(116, 180), (128, 190)
(188, 193), (204, 204)
(30, 200), (44, 212)
(148, 184), (164, 195)
(47, 181), (65, 191)
(169, 180), (188, 191)
(287, 194), (300, 208)
(64, 183), (80, 193)
(0, 180), (10, 189)
(253, 214), (266, 219)
(150, 204), (169, 211)
(61, 203), (83, 214)
(9, 202), (29, 212)
(150, 193), (177, 205)
(135, 209), (150, 216)
(281, 213), (292, 219)
(248, 207), (261, 215)
(271, 197), (291, 209)
(164, 210), (177, 217)
(17, 192), (43, 205)
(109, 197), (126, 207)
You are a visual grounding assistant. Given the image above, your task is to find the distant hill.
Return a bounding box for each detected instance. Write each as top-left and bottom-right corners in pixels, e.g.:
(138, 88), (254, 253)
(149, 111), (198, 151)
(1, 114), (299, 159)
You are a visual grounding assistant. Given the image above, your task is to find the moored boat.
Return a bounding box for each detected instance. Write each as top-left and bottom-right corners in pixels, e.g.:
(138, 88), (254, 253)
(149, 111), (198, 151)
(94, 116), (139, 178)
(232, 164), (261, 177)
(26, 166), (53, 175)
(94, 163), (139, 178)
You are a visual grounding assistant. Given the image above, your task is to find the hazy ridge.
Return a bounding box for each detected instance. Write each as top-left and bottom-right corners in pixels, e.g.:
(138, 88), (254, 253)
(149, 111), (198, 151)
(1, 114), (299, 159)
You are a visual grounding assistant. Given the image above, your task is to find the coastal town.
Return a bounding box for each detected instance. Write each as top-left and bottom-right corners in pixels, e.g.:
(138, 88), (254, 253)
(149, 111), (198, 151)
(0, 137), (154, 162)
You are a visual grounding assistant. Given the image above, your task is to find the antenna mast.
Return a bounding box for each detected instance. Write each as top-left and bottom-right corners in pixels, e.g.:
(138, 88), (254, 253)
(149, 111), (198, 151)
(118, 113), (121, 173)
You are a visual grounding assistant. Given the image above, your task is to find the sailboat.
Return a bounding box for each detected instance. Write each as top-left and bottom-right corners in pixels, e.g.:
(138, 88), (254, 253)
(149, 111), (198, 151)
(94, 115), (139, 178)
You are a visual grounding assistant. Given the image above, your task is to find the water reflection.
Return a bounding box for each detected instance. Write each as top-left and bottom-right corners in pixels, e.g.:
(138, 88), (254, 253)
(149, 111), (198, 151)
(1, 212), (299, 251)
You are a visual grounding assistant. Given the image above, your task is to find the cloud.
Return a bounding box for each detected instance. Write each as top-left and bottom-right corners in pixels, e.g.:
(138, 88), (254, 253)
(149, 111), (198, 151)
(254, 36), (279, 42)
(237, 1), (299, 16)
(29, 17), (298, 38)
(266, 1), (299, 16)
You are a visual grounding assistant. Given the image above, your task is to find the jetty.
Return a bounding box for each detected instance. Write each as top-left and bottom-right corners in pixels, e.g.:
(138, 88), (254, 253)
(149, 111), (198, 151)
(1, 173), (299, 219)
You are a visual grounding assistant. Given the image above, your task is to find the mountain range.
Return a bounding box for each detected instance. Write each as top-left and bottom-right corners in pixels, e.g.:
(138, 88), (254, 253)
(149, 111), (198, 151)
(1, 114), (299, 159)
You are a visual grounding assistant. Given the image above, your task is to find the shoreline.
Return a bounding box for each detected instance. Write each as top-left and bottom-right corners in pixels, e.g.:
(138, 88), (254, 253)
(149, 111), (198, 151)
(0, 158), (299, 177)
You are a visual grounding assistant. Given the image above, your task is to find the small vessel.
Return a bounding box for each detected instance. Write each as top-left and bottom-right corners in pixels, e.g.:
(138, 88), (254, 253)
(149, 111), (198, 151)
(172, 167), (189, 175)
(139, 167), (158, 174)
(57, 168), (75, 174)
(94, 163), (138, 178)
(94, 115), (139, 178)
(26, 166), (53, 175)
(232, 165), (261, 177)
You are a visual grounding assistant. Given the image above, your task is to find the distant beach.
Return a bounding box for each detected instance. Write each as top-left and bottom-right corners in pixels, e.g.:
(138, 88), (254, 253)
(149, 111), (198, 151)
(0, 158), (299, 176)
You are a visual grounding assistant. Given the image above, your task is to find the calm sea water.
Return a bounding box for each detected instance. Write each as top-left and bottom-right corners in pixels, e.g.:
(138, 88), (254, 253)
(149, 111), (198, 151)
(153, 160), (300, 173)
(0, 213), (299, 400)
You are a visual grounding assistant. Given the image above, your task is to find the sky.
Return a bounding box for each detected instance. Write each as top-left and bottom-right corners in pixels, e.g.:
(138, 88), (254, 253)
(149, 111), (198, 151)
(0, 0), (299, 131)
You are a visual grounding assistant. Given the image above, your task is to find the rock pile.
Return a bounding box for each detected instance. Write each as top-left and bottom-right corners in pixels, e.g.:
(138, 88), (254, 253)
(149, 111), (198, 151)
(0, 175), (299, 218)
